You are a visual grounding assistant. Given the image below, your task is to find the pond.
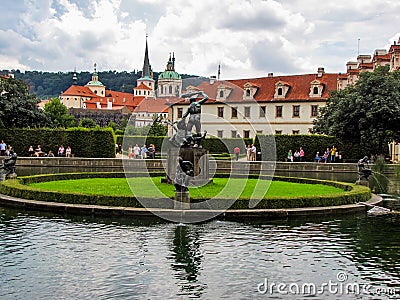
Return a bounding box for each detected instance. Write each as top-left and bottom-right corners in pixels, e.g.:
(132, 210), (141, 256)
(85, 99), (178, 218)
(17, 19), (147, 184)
(1, 208), (399, 299)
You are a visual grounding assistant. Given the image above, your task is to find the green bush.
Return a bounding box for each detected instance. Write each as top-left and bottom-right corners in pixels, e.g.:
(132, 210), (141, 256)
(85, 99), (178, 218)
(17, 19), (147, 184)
(256, 134), (365, 162)
(0, 173), (370, 210)
(0, 127), (115, 158)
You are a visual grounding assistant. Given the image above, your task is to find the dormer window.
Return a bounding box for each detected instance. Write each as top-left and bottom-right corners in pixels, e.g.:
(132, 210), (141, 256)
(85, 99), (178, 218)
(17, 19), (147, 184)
(243, 82), (258, 100)
(217, 84), (232, 101)
(309, 80), (324, 97)
(274, 81), (290, 98)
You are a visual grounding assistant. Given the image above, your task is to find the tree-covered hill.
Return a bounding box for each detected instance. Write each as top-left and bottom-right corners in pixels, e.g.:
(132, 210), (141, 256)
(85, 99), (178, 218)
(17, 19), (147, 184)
(0, 69), (202, 99)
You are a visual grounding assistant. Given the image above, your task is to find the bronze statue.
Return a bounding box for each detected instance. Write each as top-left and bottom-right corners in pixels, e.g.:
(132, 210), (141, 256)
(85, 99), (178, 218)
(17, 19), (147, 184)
(174, 157), (194, 192)
(181, 91), (208, 135)
(1, 150), (17, 180)
(358, 156), (371, 181)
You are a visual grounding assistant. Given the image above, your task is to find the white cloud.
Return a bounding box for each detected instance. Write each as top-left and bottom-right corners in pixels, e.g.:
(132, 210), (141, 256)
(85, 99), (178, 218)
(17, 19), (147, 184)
(0, 0), (399, 80)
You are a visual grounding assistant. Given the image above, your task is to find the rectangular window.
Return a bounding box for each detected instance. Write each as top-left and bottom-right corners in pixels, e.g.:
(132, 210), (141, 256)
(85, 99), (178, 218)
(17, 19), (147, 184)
(243, 130), (250, 138)
(276, 106), (283, 118)
(231, 130), (237, 138)
(177, 108), (183, 118)
(259, 106), (266, 118)
(244, 106), (251, 118)
(311, 105), (318, 117)
(217, 130), (223, 138)
(275, 130), (282, 135)
(217, 106), (224, 118)
(231, 107), (238, 118)
(293, 105), (300, 117)
(256, 130), (263, 135)
(292, 130), (300, 135)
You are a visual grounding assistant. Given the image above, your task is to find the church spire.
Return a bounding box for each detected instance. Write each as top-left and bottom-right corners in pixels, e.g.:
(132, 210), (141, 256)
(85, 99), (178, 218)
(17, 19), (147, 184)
(142, 35), (152, 79)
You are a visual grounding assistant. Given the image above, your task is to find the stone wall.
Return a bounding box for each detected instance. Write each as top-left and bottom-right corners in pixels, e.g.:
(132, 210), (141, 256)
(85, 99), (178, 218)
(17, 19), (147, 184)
(14, 157), (361, 183)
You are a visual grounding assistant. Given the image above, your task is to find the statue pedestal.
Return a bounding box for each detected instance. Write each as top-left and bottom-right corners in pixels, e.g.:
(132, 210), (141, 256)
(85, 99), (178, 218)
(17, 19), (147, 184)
(164, 147), (210, 187)
(174, 191), (190, 209)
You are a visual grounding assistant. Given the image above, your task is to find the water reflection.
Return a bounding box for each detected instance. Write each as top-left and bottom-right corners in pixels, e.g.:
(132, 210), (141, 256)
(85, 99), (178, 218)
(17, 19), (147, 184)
(169, 225), (206, 297)
(0, 208), (399, 299)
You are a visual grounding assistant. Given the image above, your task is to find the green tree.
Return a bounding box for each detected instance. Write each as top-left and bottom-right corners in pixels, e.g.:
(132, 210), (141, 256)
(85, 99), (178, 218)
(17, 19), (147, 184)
(43, 97), (76, 128)
(313, 66), (400, 155)
(148, 115), (167, 136)
(0, 76), (50, 128)
(79, 118), (98, 128)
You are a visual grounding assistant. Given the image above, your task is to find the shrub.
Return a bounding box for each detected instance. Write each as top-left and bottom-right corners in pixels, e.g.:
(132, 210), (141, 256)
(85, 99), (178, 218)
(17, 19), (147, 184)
(0, 128), (115, 158)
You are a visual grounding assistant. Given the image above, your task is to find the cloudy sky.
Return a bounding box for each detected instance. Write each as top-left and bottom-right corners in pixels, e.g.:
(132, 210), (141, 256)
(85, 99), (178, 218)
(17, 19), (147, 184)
(1, 0), (400, 79)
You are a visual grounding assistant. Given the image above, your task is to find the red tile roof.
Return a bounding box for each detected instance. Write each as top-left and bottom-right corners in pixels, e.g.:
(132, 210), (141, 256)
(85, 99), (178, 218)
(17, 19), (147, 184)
(62, 85), (96, 97)
(186, 73), (339, 103)
(134, 98), (171, 113)
(134, 83), (152, 90)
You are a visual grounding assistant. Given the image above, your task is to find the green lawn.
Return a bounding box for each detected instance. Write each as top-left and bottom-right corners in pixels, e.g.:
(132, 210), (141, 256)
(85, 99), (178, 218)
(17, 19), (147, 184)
(28, 177), (345, 199)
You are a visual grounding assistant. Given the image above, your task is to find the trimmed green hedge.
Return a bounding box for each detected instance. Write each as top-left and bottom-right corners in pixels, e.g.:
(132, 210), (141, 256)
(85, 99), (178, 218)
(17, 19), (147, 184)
(0, 173), (371, 210)
(0, 128), (116, 158)
(117, 135), (253, 154)
(256, 134), (364, 162)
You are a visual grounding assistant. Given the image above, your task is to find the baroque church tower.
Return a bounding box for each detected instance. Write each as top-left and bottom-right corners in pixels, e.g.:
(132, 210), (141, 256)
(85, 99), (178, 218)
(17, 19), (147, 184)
(134, 35), (155, 98)
(157, 52), (182, 97)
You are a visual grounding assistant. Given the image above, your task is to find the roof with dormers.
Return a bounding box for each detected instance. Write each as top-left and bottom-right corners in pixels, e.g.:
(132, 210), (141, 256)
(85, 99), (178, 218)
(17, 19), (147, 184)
(178, 72), (339, 103)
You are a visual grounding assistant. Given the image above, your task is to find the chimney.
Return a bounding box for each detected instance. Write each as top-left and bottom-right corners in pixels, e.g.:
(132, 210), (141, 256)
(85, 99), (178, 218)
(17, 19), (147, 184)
(268, 73), (273, 77)
(317, 67), (325, 77)
(210, 75), (217, 84)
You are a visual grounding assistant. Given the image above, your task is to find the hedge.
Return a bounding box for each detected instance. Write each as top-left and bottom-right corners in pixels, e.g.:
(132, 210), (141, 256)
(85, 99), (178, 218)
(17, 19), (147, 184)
(0, 128), (116, 158)
(0, 173), (371, 210)
(255, 134), (366, 162)
(117, 135), (253, 154)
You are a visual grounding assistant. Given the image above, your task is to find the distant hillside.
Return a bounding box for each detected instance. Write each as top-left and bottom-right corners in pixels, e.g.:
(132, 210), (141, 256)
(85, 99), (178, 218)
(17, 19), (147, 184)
(0, 69), (203, 99)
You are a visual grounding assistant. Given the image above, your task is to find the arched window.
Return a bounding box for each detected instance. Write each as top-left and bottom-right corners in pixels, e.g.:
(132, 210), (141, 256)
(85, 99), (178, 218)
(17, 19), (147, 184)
(278, 88), (283, 96)
(246, 89), (250, 97)
(313, 86), (319, 94)
(220, 90), (224, 98)
(169, 85), (173, 94)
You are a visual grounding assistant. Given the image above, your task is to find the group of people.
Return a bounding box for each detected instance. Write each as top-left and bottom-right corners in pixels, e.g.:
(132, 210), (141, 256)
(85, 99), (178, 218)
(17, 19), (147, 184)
(314, 146), (341, 163)
(287, 147), (305, 162)
(127, 144), (156, 159)
(246, 144), (257, 161)
(28, 145), (72, 157)
(0, 140), (13, 157)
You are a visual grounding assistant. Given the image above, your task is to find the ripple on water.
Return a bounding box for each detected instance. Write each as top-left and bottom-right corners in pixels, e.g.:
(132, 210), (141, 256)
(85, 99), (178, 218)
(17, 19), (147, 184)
(0, 208), (399, 299)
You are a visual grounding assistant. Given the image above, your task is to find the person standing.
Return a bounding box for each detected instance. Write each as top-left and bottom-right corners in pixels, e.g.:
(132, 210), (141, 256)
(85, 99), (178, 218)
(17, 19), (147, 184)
(330, 145), (337, 163)
(293, 150), (300, 162)
(133, 144), (140, 159)
(250, 144), (257, 161)
(234, 146), (240, 161)
(299, 147), (305, 162)
(287, 150), (293, 162)
(141, 144), (148, 159)
(246, 145), (251, 161)
(0, 140), (6, 156)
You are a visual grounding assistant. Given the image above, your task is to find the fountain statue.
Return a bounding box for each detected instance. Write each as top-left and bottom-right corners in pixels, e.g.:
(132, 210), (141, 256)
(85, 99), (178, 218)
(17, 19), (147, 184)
(1, 150), (17, 181)
(164, 91), (210, 209)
